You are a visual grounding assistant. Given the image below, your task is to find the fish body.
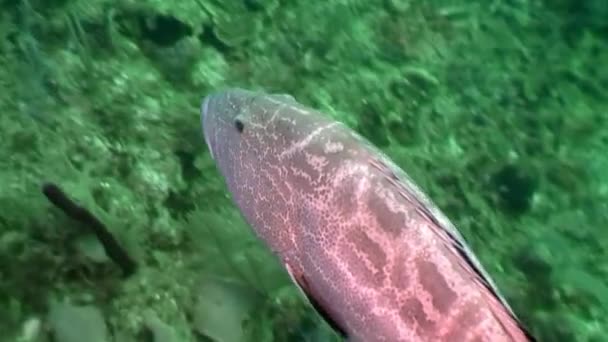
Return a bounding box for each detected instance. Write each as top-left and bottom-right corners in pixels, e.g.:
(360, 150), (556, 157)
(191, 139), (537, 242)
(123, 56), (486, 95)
(201, 89), (534, 342)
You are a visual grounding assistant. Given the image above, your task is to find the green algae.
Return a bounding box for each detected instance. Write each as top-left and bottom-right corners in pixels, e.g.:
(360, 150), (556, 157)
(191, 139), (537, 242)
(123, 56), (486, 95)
(0, 0), (607, 341)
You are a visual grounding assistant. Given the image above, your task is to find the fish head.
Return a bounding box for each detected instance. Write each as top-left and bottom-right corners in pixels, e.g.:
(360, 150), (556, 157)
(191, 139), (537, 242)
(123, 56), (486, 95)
(200, 88), (338, 240)
(202, 88), (250, 160)
(200, 88), (303, 197)
(202, 88), (298, 154)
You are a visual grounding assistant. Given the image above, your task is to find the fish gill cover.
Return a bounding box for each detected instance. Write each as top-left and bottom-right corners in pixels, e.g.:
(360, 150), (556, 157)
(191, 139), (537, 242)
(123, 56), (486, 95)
(0, 0), (606, 341)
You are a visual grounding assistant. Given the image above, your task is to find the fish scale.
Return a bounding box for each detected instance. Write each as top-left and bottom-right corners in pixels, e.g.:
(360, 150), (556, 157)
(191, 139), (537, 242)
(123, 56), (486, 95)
(201, 88), (535, 342)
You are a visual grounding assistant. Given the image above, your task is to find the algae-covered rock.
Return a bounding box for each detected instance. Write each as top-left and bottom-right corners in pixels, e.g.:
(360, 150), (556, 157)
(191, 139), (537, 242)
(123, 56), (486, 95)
(212, 13), (262, 48)
(191, 276), (259, 342)
(142, 310), (179, 342)
(47, 300), (108, 342)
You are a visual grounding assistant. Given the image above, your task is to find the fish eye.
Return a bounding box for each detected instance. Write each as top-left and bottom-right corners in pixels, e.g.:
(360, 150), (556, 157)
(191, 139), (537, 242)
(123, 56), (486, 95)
(234, 118), (245, 133)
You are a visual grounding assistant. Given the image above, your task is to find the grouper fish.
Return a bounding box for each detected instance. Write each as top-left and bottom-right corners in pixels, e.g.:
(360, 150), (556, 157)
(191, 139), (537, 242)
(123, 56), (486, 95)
(201, 88), (535, 342)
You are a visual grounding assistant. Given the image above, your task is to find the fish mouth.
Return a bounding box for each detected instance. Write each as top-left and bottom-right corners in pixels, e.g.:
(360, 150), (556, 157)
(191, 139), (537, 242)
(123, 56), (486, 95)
(201, 96), (214, 159)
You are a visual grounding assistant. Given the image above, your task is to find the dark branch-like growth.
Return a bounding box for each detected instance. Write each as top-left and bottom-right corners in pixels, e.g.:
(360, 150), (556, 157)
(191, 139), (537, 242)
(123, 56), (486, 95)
(42, 182), (137, 277)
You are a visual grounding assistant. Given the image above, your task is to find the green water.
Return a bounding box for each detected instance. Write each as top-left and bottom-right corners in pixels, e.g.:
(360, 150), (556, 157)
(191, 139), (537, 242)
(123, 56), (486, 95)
(0, 0), (606, 341)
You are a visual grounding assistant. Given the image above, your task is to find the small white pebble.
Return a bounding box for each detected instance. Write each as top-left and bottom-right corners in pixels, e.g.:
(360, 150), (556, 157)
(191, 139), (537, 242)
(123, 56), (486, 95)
(20, 317), (41, 342)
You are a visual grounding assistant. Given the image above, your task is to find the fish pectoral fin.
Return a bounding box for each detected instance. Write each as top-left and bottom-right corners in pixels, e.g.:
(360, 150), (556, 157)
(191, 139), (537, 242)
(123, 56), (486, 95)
(284, 262), (348, 339)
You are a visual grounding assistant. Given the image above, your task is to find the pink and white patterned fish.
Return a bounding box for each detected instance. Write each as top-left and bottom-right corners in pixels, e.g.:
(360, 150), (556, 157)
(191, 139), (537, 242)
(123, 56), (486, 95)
(201, 88), (535, 342)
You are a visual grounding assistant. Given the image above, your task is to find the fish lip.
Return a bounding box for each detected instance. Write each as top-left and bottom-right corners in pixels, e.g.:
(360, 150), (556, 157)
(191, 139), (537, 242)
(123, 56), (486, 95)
(201, 95), (214, 159)
(201, 95), (210, 126)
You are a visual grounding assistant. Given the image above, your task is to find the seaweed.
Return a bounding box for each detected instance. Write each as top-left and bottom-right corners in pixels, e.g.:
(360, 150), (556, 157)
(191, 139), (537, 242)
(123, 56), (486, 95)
(0, 0), (606, 340)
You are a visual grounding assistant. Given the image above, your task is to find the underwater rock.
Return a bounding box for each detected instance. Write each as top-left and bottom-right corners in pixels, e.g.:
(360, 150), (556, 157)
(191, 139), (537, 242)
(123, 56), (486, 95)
(119, 11), (193, 47)
(384, 0), (411, 14)
(47, 300), (108, 342)
(140, 14), (193, 46)
(211, 14), (261, 49)
(18, 317), (43, 342)
(358, 98), (390, 147)
(533, 312), (577, 342)
(141, 310), (179, 342)
(191, 277), (258, 342)
(491, 164), (537, 215)
(243, 0), (279, 12)
(74, 233), (110, 263)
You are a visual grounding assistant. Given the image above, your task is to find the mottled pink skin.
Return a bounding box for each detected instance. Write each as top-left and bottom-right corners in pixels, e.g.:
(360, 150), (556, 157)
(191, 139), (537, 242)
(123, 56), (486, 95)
(202, 89), (534, 342)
